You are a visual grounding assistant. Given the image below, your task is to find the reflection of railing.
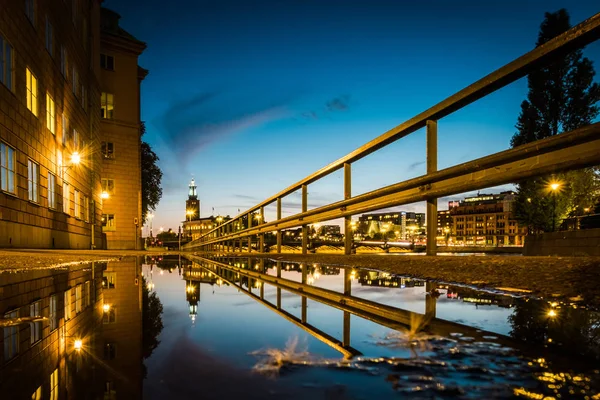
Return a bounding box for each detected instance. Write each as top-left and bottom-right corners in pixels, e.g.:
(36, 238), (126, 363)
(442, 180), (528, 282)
(186, 13), (600, 257)
(188, 256), (519, 354)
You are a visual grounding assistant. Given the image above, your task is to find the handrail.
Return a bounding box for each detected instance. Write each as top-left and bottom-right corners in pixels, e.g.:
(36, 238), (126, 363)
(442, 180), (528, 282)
(192, 11), (600, 246)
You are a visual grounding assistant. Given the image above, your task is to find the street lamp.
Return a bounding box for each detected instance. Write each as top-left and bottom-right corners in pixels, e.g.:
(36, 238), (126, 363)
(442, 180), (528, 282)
(147, 212), (154, 238)
(548, 181), (562, 232)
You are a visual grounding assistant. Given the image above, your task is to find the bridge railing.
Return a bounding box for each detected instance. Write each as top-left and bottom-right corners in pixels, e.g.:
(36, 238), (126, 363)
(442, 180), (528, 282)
(185, 12), (600, 255)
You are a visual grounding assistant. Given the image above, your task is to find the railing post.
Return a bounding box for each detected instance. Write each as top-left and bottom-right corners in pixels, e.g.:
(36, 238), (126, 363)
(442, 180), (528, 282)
(344, 163), (352, 255)
(426, 120), (438, 256)
(259, 206), (265, 253)
(302, 185), (308, 255)
(247, 213), (252, 253)
(276, 198), (282, 253)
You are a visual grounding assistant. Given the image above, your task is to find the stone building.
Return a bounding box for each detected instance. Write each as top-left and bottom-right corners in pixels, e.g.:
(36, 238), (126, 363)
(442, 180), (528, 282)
(99, 8), (147, 249)
(0, 1), (145, 249)
(450, 191), (527, 246)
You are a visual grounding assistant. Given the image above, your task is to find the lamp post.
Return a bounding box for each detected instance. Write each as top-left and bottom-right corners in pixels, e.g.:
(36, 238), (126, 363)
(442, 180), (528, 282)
(549, 182), (561, 232)
(147, 212), (154, 239)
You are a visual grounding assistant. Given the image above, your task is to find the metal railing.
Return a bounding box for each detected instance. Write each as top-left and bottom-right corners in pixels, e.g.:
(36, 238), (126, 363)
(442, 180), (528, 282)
(185, 12), (600, 255)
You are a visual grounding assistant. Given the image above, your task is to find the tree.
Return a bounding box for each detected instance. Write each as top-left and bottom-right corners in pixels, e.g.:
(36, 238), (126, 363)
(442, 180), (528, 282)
(156, 229), (177, 241)
(142, 276), (164, 378)
(511, 9), (600, 232)
(141, 122), (163, 225)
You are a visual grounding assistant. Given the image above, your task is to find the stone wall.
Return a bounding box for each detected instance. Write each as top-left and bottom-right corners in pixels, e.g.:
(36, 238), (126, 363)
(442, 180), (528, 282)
(523, 228), (600, 256)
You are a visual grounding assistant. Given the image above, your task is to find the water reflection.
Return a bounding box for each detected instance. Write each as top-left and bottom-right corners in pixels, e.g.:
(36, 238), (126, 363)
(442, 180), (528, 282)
(0, 258), (145, 399)
(176, 255), (600, 399)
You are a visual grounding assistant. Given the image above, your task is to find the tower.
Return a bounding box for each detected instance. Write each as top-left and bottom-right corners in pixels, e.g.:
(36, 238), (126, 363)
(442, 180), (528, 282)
(185, 179), (201, 220)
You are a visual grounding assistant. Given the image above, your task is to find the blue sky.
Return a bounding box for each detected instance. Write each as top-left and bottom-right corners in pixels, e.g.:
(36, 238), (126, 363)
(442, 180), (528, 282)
(103, 0), (600, 232)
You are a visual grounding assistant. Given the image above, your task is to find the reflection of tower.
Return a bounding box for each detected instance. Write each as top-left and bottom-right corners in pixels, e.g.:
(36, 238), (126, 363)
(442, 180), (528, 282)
(186, 280), (200, 322)
(185, 179), (201, 220)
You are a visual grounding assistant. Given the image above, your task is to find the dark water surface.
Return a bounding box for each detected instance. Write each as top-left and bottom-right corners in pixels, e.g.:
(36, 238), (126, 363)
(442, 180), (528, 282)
(1, 255), (599, 399)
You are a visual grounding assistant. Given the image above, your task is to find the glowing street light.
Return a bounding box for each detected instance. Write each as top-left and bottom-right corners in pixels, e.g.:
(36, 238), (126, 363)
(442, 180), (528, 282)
(547, 309), (557, 318)
(71, 152), (81, 165)
(74, 339), (83, 351)
(103, 304), (111, 312)
(101, 191), (109, 199)
(548, 181), (562, 232)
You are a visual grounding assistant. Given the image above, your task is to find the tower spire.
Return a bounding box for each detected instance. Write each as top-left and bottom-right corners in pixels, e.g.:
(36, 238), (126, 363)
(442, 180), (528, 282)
(188, 178), (197, 200)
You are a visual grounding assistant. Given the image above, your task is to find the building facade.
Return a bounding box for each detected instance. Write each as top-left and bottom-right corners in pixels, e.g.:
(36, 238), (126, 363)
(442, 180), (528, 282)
(0, 0), (103, 248)
(99, 8), (147, 249)
(357, 211), (425, 240)
(450, 191), (527, 246)
(0, 2), (145, 250)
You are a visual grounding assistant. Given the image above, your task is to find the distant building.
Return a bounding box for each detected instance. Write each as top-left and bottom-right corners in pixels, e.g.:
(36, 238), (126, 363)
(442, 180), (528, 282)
(99, 8), (147, 249)
(358, 211), (425, 239)
(450, 191), (527, 246)
(318, 224), (341, 239)
(185, 178), (200, 220)
(437, 210), (453, 239)
(181, 179), (230, 240)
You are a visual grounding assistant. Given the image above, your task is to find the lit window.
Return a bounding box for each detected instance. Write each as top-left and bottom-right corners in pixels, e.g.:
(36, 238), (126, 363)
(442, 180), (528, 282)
(100, 92), (114, 119)
(45, 16), (53, 56)
(48, 172), (56, 209)
(0, 142), (16, 193)
(100, 54), (115, 70)
(3, 309), (19, 360)
(84, 195), (89, 222)
(75, 284), (82, 313)
(62, 182), (70, 214)
(28, 159), (39, 202)
(30, 301), (41, 344)
(32, 386), (42, 400)
(74, 189), (80, 219)
(101, 179), (115, 195)
(101, 142), (114, 158)
(84, 281), (90, 307)
(49, 294), (57, 331)
(102, 271), (116, 288)
(26, 68), (38, 116)
(25, 0), (35, 24)
(50, 369), (58, 400)
(0, 34), (14, 91)
(64, 289), (72, 320)
(73, 129), (79, 149)
(46, 93), (55, 134)
(61, 114), (68, 146)
(102, 214), (116, 231)
(103, 307), (116, 324)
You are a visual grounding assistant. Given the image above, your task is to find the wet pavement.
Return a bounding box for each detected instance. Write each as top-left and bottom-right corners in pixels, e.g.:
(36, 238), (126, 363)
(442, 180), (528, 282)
(1, 255), (599, 399)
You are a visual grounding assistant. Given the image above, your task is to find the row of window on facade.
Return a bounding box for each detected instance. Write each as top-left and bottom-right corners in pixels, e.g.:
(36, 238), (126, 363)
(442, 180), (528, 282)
(1, 142), (90, 220)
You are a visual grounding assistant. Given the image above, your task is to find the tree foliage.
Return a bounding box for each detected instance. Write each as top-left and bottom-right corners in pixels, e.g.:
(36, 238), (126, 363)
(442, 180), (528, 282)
(141, 122), (163, 225)
(142, 276), (164, 359)
(511, 9), (600, 232)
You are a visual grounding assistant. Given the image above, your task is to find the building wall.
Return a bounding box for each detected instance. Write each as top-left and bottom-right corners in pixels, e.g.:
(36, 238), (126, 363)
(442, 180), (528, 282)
(0, 0), (103, 249)
(99, 10), (146, 249)
(523, 228), (600, 256)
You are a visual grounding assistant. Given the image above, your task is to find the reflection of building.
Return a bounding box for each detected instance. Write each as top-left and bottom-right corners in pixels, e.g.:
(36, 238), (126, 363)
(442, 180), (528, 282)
(185, 281), (200, 322)
(99, 9), (148, 249)
(0, 262), (104, 398)
(357, 271), (425, 288)
(444, 286), (514, 308)
(450, 191), (527, 246)
(100, 258), (143, 399)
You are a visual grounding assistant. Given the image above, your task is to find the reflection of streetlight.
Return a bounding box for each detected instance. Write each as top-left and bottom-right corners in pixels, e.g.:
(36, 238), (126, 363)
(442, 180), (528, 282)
(547, 309), (557, 318)
(548, 181), (562, 232)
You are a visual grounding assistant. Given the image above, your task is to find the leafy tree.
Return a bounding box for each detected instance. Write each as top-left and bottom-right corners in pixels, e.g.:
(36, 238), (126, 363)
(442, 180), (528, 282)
(511, 9), (600, 232)
(141, 122), (163, 225)
(156, 229), (177, 241)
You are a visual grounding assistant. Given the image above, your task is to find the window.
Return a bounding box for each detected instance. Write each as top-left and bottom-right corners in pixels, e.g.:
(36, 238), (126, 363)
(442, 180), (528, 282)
(48, 172), (56, 208)
(74, 189), (80, 219)
(100, 92), (114, 119)
(1, 142), (16, 193)
(81, 85), (86, 109)
(60, 45), (67, 77)
(63, 182), (70, 214)
(102, 214), (116, 231)
(101, 179), (115, 195)
(49, 294), (57, 331)
(3, 309), (19, 360)
(73, 129), (79, 149)
(104, 342), (116, 360)
(104, 381), (116, 399)
(100, 54), (114, 70)
(84, 195), (89, 222)
(46, 93), (55, 134)
(72, 66), (77, 95)
(32, 386), (42, 400)
(84, 281), (90, 307)
(102, 271), (116, 289)
(25, 0), (35, 24)
(26, 68), (38, 116)
(50, 369), (58, 400)
(75, 284), (82, 313)
(0, 34), (14, 91)
(103, 307), (116, 324)
(28, 159), (39, 202)
(62, 114), (68, 146)
(30, 301), (41, 343)
(101, 142), (114, 159)
(64, 289), (72, 320)
(46, 16), (53, 56)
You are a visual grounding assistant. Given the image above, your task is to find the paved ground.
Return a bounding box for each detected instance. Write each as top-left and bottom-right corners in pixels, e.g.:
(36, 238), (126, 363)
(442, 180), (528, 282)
(1, 249), (599, 307)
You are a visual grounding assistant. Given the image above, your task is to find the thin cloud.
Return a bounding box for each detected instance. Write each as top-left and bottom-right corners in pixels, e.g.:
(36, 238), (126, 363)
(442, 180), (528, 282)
(407, 161), (426, 171)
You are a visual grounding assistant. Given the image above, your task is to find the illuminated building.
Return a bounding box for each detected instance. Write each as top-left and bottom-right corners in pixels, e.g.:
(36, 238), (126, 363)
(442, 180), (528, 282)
(181, 178), (231, 240)
(357, 212), (425, 239)
(450, 191), (527, 246)
(99, 8), (147, 249)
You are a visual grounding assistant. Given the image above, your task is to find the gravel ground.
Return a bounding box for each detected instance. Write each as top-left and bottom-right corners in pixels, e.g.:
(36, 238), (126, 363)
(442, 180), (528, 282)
(1, 249), (599, 307)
